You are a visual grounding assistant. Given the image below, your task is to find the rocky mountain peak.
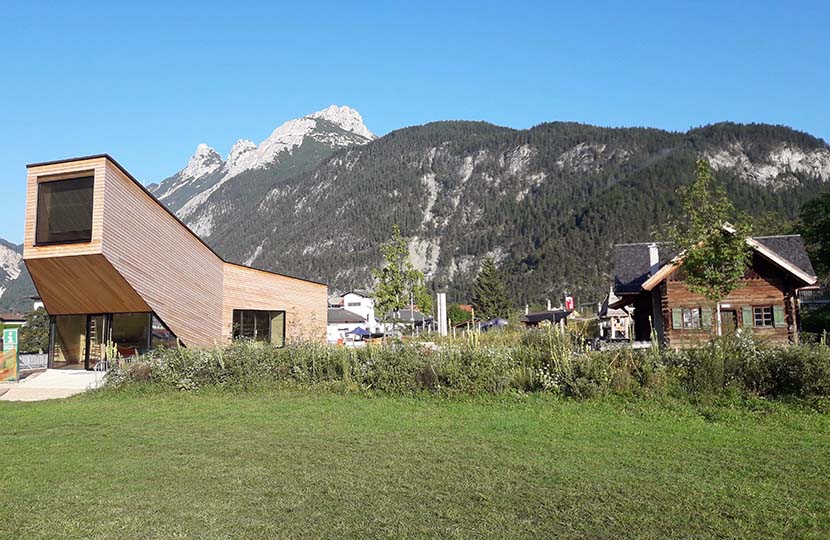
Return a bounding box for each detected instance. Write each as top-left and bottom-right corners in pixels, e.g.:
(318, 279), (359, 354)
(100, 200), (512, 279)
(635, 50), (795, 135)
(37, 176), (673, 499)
(181, 144), (223, 180)
(309, 105), (375, 140)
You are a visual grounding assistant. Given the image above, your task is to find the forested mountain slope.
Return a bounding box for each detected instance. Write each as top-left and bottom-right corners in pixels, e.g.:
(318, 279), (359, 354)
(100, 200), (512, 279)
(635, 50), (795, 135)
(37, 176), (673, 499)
(204, 121), (830, 305)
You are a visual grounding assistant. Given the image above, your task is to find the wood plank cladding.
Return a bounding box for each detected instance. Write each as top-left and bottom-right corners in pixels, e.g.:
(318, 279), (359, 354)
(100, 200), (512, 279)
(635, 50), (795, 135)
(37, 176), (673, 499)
(23, 157), (106, 260)
(25, 254), (150, 315)
(24, 155), (328, 347)
(223, 263), (328, 343)
(661, 254), (793, 347)
(101, 160), (225, 347)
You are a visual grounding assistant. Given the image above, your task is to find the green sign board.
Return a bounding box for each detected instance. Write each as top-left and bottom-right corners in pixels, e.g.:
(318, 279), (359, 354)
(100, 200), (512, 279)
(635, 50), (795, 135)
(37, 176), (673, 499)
(3, 327), (18, 351)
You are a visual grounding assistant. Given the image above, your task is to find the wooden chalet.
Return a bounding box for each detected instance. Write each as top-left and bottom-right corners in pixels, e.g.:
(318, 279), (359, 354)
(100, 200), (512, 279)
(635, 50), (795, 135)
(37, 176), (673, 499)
(610, 235), (818, 347)
(23, 155), (327, 369)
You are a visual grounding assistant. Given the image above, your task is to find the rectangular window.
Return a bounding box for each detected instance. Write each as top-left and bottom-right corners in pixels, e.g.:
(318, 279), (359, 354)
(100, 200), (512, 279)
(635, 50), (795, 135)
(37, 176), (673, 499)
(682, 307), (701, 330)
(347, 302), (361, 307)
(36, 176), (94, 245)
(232, 310), (286, 346)
(753, 306), (774, 327)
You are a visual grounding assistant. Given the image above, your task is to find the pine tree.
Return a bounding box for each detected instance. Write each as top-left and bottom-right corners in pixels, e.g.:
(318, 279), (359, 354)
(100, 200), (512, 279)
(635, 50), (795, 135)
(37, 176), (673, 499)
(18, 307), (50, 353)
(471, 258), (511, 320)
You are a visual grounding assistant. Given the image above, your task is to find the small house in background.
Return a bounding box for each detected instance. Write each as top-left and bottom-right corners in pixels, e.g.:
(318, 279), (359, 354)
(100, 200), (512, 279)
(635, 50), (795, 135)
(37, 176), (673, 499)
(340, 290), (378, 333)
(384, 308), (433, 333)
(610, 235), (818, 347)
(326, 308), (368, 344)
(597, 287), (630, 340)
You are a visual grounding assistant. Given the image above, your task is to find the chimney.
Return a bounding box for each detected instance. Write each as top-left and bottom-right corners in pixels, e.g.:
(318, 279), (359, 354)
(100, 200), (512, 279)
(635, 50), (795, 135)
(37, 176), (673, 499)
(525, 304), (529, 315)
(648, 243), (660, 276)
(546, 298), (552, 311)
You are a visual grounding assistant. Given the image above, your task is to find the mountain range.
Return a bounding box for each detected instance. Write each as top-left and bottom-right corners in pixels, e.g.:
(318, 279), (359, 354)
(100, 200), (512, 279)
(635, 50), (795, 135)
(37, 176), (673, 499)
(1, 106), (829, 312)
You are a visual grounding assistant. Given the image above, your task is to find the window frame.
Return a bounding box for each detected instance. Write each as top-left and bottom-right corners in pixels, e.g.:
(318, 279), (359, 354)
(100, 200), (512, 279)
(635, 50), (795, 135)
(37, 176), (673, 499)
(232, 309), (287, 347)
(682, 307), (702, 330)
(35, 175), (95, 246)
(753, 306), (774, 328)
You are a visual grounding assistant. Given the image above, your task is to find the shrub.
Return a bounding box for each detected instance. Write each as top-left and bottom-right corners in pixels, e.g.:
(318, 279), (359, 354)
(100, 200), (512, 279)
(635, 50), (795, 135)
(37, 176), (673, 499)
(108, 332), (830, 401)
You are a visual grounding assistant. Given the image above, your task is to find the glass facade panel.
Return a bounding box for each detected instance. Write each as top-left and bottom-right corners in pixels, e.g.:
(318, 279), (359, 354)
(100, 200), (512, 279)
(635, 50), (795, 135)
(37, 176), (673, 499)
(271, 312), (286, 347)
(111, 313), (150, 357)
(87, 315), (107, 368)
(50, 312), (177, 369)
(51, 315), (87, 368)
(151, 315), (178, 349)
(36, 176), (94, 245)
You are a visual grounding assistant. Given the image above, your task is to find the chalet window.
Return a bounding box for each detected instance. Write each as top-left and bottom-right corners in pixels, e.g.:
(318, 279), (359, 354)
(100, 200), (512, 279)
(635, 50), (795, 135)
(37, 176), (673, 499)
(682, 308), (701, 330)
(753, 306), (773, 327)
(347, 302), (361, 307)
(672, 307), (712, 330)
(232, 310), (286, 347)
(36, 176), (94, 245)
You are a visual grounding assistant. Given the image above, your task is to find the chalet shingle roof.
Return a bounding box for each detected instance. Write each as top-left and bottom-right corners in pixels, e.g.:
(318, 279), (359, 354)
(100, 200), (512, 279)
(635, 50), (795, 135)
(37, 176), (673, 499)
(752, 235), (816, 277)
(613, 242), (675, 294)
(612, 235), (815, 295)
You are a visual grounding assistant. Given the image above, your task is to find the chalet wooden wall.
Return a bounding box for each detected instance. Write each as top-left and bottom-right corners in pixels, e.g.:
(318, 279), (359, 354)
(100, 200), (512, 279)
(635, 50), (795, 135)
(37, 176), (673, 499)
(222, 264), (328, 343)
(101, 161), (225, 347)
(660, 255), (793, 347)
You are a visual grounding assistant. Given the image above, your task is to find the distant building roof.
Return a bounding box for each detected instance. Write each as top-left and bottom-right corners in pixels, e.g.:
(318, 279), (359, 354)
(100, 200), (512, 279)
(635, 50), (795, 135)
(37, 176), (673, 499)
(327, 308), (366, 325)
(343, 290), (372, 298)
(0, 313), (26, 323)
(598, 288), (629, 319)
(613, 235), (816, 295)
(384, 308), (432, 324)
(520, 309), (572, 325)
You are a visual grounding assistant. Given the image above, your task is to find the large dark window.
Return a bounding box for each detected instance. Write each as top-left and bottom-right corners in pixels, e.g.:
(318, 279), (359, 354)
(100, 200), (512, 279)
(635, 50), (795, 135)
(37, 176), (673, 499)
(233, 310), (286, 347)
(36, 176), (94, 245)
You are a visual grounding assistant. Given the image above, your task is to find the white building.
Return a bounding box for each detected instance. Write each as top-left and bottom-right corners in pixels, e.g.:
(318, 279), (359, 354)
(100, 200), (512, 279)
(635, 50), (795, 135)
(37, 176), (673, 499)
(326, 308), (368, 344)
(340, 291), (378, 333)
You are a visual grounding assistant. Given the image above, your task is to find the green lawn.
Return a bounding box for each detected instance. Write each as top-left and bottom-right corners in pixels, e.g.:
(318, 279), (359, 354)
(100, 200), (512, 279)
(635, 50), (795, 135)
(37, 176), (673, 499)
(1, 389), (828, 539)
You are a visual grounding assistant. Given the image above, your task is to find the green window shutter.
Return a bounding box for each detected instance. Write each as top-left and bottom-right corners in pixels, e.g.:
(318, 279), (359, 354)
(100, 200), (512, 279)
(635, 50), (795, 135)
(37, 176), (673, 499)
(742, 306), (753, 328)
(671, 308), (682, 330)
(702, 308), (712, 329)
(773, 305), (786, 328)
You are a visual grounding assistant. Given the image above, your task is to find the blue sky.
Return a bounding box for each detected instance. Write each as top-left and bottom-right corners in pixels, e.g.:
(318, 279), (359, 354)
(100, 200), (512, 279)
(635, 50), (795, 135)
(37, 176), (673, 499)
(0, 0), (827, 242)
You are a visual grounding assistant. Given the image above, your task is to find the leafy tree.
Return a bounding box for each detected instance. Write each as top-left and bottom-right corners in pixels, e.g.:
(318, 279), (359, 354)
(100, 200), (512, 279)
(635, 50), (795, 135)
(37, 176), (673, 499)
(18, 307), (49, 353)
(799, 193), (830, 283)
(371, 224), (432, 319)
(665, 159), (752, 305)
(471, 258), (511, 320)
(448, 304), (472, 325)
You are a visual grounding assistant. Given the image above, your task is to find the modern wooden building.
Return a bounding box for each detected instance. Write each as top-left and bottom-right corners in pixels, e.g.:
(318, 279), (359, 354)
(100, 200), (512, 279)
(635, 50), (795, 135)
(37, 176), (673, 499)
(23, 155), (327, 369)
(611, 235), (818, 347)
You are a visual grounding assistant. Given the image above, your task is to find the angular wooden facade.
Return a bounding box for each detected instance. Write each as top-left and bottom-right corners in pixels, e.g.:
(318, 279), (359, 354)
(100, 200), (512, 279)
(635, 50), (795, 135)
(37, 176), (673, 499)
(23, 155), (327, 367)
(612, 237), (817, 347)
